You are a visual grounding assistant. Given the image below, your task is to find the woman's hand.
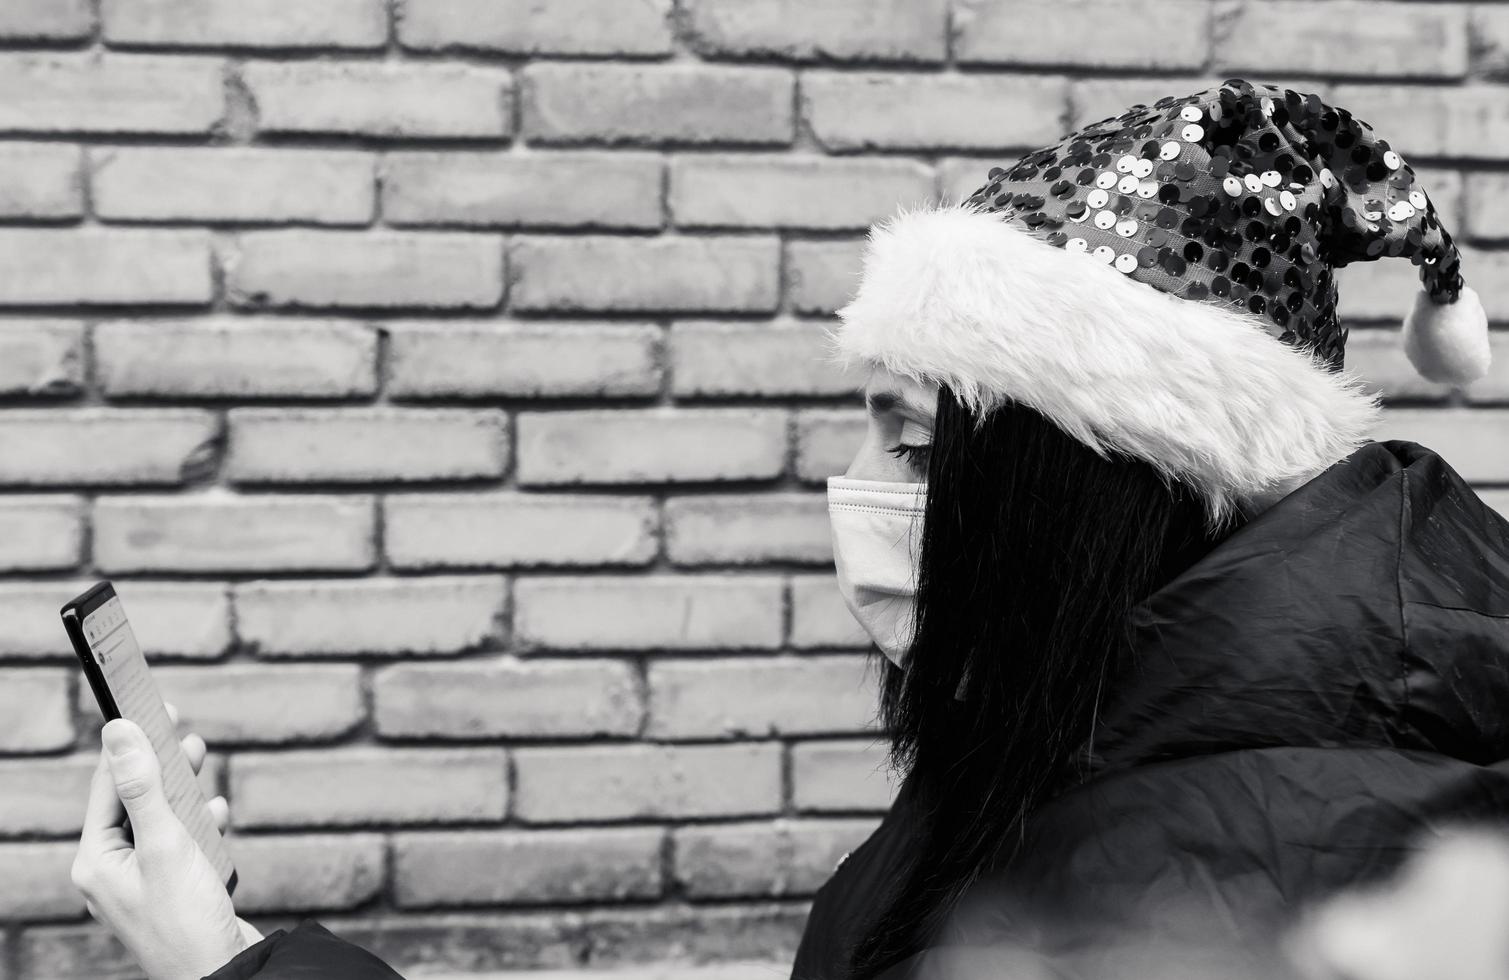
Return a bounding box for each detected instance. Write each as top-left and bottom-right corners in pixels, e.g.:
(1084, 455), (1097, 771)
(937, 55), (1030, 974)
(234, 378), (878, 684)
(71, 703), (260, 980)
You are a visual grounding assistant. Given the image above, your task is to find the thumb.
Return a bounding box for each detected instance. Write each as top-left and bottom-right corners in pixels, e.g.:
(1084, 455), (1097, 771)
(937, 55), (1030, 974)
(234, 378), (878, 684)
(102, 719), (178, 851)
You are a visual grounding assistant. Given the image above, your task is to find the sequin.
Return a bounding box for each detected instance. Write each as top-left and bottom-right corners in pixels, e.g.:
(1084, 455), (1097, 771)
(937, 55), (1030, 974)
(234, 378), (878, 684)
(1087, 189), (1110, 208)
(1137, 179), (1159, 199)
(1133, 159), (1155, 178)
(1159, 140), (1181, 161)
(1095, 210), (1117, 230)
(1095, 171), (1118, 190)
(1092, 245), (1115, 264)
(1264, 197), (1283, 217)
(1409, 190), (1428, 209)
(1116, 154), (1138, 174)
(1222, 176), (1243, 197)
(1279, 190), (1297, 211)
(1384, 150), (1402, 170)
(1319, 168), (1336, 189)
(1182, 123), (1204, 142)
(1180, 105), (1203, 122)
(1243, 173), (1264, 193)
(1114, 253), (1138, 273)
(1116, 218), (1139, 237)
(1066, 237), (1088, 252)
(1118, 174), (1140, 194)
(1260, 170), (1282, 187)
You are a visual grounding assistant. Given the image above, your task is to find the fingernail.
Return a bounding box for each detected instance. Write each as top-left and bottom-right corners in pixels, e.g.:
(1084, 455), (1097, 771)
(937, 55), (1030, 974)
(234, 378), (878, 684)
(101, 719), (136, 758)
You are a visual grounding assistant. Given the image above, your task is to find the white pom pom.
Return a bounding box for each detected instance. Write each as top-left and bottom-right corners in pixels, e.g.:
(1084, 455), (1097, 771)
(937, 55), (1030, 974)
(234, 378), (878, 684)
(1402, 284), (1491, 386)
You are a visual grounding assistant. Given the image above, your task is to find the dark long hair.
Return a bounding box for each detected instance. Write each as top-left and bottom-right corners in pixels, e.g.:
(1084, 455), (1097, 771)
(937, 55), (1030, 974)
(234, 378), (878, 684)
(847, 389), (1244, 978)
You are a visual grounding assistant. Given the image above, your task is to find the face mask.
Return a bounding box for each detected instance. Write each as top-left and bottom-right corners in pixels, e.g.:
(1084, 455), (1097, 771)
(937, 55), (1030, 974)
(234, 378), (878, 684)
(826, 476), (927, 667)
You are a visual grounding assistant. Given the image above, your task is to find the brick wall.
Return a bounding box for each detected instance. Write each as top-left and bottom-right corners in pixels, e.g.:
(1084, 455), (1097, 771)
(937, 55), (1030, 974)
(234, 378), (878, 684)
(0, 1), (1506, 977)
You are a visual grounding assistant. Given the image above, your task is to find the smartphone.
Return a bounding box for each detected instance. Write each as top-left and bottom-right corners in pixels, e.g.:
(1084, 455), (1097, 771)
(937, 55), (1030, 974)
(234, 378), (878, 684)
(61, 582), (237, 894)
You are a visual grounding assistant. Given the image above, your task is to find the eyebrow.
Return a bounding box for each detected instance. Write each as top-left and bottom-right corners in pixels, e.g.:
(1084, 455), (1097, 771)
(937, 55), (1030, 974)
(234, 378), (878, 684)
(865, 388), (935, 419)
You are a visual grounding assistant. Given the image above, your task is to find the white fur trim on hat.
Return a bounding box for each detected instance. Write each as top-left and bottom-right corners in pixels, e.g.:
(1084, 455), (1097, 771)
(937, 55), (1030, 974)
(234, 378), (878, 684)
(829, 203), (1384, 528)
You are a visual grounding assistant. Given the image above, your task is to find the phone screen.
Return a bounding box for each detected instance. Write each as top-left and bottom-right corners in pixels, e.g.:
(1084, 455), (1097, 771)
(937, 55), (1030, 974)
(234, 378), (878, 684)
(68, 587), (237, 892)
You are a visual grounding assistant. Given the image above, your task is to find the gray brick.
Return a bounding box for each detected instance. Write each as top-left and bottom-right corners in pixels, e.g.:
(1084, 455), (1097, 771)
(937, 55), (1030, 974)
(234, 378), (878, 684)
(956, 0), (1209, 71)
(523, 63), (794, 146)
(803, 72), (1069, 152)
(684, 0), (945, 62)
(384, 151), (661, 229)
(244, 61), (511, 138)
(669, 156), (932, 230)
(102, 0), (387, 48)
(1215, 1), (1468, 79)
(0, 143), (82, 218)
(511, 235), (778, 314)
(0, 0), (92, 39)
(399, 0), (672, 55)
(0, 54), (223, 135)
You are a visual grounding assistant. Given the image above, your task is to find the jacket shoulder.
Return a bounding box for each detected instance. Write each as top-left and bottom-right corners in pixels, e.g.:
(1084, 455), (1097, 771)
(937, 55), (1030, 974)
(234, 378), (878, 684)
(1394, 445), (1509, 763)
(1395, 445), (1509, 615)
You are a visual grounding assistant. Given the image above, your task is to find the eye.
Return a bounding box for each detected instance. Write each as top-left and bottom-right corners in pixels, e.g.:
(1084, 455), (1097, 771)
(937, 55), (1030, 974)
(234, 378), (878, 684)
(886, 443), (931, 473)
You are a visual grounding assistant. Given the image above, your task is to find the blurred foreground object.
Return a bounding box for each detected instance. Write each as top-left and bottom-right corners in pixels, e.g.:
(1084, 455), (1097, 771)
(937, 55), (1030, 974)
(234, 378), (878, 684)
(1286, 828), (1509, 980)
(884, 828), (1509, 980)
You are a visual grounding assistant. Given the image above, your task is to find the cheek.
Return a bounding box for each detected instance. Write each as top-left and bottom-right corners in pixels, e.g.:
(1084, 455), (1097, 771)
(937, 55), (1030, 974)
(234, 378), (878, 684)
(843, 419), (917, 482)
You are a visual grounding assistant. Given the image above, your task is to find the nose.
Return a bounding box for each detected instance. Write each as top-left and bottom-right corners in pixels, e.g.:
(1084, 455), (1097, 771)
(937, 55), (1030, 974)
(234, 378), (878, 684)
(841, 433), (912, 483)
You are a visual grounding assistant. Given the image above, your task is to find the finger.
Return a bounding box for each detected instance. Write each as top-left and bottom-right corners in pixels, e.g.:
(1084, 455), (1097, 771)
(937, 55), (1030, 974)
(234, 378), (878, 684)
(101, 719), (179, 853)
(164, 701), (179, 728)
(207, 795), (230, 834)
(181, 732), (206, 776)
(79, 749), (129, 853)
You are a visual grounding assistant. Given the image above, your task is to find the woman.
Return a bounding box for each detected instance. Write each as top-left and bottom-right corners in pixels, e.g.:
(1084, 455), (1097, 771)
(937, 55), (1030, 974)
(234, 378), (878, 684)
(73, 79), (1507, 980)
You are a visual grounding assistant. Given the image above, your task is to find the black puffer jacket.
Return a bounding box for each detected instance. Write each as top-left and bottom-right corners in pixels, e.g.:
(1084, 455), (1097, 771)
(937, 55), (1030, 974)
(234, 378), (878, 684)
(793, 439), (1509, 979)
(209, 440), (1508, 980)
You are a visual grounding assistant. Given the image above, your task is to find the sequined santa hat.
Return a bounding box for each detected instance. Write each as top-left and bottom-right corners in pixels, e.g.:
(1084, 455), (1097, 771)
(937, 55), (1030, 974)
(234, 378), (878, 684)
(832, 78), (1492, 527)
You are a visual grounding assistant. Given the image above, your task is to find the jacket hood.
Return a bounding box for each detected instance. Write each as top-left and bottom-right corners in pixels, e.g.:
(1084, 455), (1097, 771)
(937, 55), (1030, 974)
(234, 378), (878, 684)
(1089, 439), (1509, 778)
(944, 440), (1509, 962)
